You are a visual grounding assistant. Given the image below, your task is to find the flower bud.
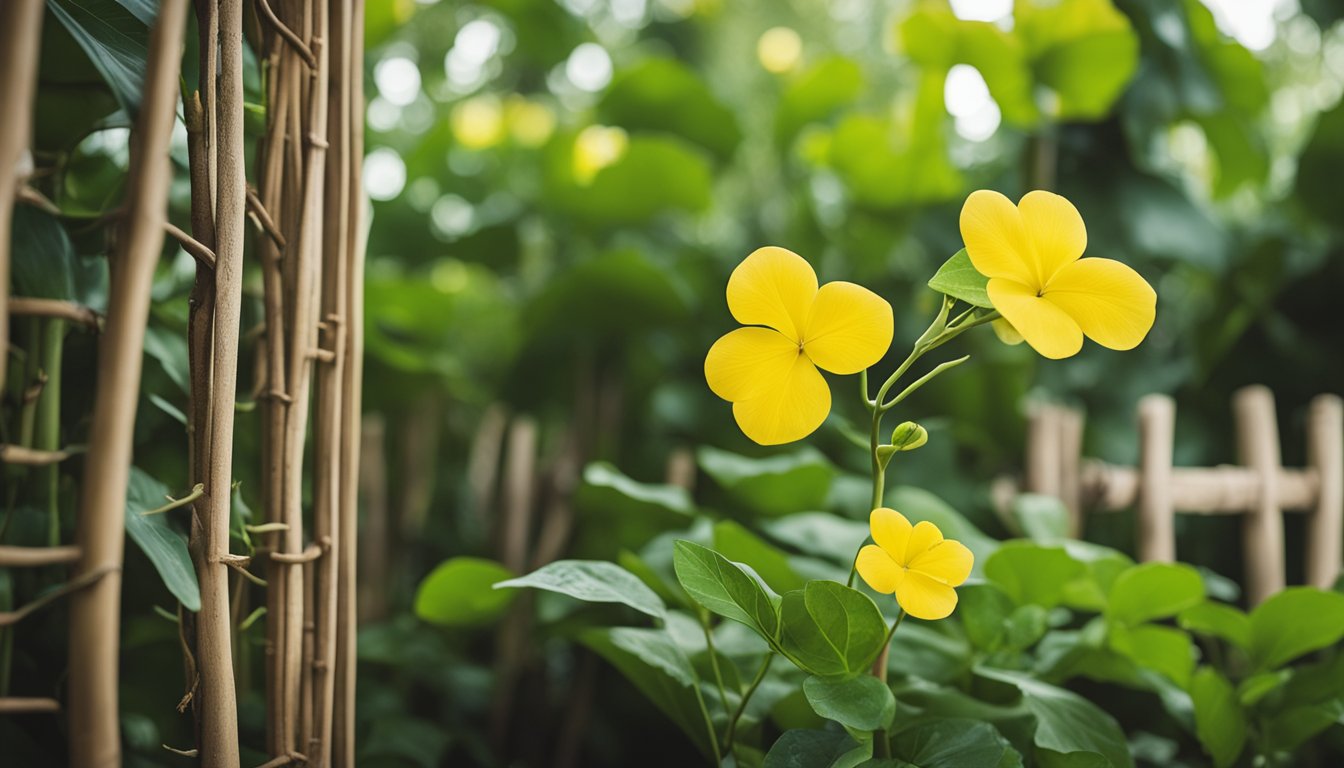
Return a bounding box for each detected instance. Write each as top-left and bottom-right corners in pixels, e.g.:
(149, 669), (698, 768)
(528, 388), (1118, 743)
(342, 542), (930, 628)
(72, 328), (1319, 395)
(890, 421), (928, 452)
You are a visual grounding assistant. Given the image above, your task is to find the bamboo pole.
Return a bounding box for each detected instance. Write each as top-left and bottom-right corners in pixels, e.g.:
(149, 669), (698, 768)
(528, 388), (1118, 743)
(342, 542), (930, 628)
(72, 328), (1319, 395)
(1306, 395), (1343, 588)
(1136, 394), (1176, 563)
(66, 2), (190, 765)
(333, 3), (366, 758)
(193, 0), (248, 762)
(1235, 386), (1286, 605)
(0, 0), (45, 392)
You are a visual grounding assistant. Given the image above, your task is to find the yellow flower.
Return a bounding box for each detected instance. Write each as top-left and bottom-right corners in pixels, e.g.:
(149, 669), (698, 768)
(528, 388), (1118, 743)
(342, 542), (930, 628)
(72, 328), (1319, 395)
(960, 189), (1156, 360)
(856, 508), (973, 620)
(705, 247), (893, 445)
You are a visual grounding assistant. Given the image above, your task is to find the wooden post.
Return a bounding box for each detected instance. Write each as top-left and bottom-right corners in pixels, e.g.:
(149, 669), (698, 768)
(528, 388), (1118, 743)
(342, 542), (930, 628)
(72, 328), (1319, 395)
(1137, 394), (1177, 563)
(67, 2), (192, 765)
(1306, 394), (1343, 589)
(1058, 408), (1085, 536)
(1025, 402), (1062, 498)
(1235, 386), (1286, 605)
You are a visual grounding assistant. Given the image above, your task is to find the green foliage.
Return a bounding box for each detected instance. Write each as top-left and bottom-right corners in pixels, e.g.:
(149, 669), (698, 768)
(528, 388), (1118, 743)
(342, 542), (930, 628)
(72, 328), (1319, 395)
(414, 557), (516, 627)
(1248, 588), (1344, 671)
(124, 468), (200, 611)
(802, 674), (895, 732)
(673, 540), (780, 638)
(698, 446), (834, 517)
(778, 581), (887, 678)
(494, 560), (666, 620)
(1105, 562), (1205, 626)
(1190, 667), (1246, 768)
(928, 249), (992, 309)
(47, 0), (150, 116)
(984, 543), (1086, 609)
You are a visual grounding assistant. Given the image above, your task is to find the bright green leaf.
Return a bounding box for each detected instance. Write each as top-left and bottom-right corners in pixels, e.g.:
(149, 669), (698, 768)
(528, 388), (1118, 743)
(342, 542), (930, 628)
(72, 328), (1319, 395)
(779, 581), (887, 678)
(1249, 587), (1344, 671)
(928, 249), (992, 309)
(1178, 601), (1251, 650)
(983, 543), (1085, 609)
(1190, 666), (1246, 768)
(1106, 562), (1204, 626)
(414, 557), (516, 627)
(672, 540), (780, 639)
(494, 560), (666, 621)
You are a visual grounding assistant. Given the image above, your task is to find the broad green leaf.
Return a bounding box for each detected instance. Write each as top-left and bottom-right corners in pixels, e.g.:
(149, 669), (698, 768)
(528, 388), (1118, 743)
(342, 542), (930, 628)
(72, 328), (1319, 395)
(672, 540), (780, 638)
(763, 729), (861, 768)
(1108, 624), (1195, 688)
(763, 513), (870, 565)
(1236, 670), (1289, 707)
(983, 543), (1084, 609)
(713, 520), (806, 593)
(890, 718), (1022, 768)
(580, 461), (694, 517)
(1178, 601), (1251, 650)
(48, 0), (151, 116)
(779, 581), (887, 678)
(581, 626), (714, 758)
(575, 462), (696, 556)
(775, 57), (864, 143)
(1106, 562), (1204, 626)
(978, 668), (1133, 768)
(414, 557), (516, 627)
(802, 675), (895, 732)
(698, 446), (834, 517)
(494, 560), (666, 621)
(1059, 542), (1134, 611)
(1249, 587), (1344, 671)
(1261, 700), (1344, 754)
(598, 58), (741, 160)
(927, 249), (992, 309)
(1016, 0), (1139, 120)
(125, 467), (200, 611)
(1190, 666), (1246, 768)
(959, 584), (1016, 651)
(10, 207), (76, 300)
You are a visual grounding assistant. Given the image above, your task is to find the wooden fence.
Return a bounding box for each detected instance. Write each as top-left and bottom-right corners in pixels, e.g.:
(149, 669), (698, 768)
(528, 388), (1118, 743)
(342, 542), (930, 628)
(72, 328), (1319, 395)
(1005, 385), (1343, 605)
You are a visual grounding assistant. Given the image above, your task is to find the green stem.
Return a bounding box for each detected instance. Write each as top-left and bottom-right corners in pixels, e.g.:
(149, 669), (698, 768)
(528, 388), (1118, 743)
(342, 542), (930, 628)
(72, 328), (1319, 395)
(690, 662), (722, 766)
(700, 610), (730, 717)
(37, 318), (65, 546)
(879, 355), (970, 412)
(723, 653), (773, 755)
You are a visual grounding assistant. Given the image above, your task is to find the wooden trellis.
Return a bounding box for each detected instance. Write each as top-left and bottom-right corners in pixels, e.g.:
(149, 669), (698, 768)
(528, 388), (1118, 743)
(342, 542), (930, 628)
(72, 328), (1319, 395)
(1007, 386), (1344, 605)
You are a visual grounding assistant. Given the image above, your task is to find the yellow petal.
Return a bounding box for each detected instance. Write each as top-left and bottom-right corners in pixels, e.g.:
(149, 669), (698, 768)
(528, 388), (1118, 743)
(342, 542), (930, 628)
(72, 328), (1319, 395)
(895, 570), (959, 620)
(909, 539), (974, 587)
(870, 508), (912, 565)
(1018, 190), (1086, 285)
(959, 189), (1037, 288)
(904, 520), (944, 563)
(731, 353), (830, 445)
(802, 281), (894, 375)
(986, 278), (1083, 360)
(705, 327), (801, 403)
(726, 246), (818, 342)
(1044, 258), (1156, 352)
(856, 544), (904, 595)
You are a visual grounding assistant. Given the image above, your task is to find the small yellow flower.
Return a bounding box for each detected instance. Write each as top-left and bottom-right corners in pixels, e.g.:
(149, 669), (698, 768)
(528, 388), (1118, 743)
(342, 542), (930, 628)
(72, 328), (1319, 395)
(705, 247), (893, 445)
(960, 189), (1156, 360)
(856, 508), (973, 620)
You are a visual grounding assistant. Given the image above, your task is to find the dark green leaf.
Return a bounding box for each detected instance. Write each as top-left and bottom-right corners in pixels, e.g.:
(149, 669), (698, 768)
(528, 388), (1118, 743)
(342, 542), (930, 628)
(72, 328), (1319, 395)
(698, 446), (834, 517)
(494, 560), (666, 620)
(48, 0), (151, 116)
(890, 719), (1022, 768)
(978, 668), (1133, 768)
(763, 729), (862, 768)
(10, 206), (77, 300)
(673, 540), (780, 639)
(780, 581), (887, 678)
(125, 467), (200, 611)
(803, 675), (895, 732)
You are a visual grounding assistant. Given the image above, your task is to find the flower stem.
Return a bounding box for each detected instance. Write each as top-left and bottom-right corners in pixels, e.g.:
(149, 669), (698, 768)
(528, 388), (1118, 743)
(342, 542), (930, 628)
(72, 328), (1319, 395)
(872, 611), (906, 759)
(699, 610), (730, 717)
(723, 652), (773, 755)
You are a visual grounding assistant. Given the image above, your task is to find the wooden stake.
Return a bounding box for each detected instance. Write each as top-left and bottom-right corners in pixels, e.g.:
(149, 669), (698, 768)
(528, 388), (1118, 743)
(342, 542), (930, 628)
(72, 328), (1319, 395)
(1306, 395), (1343, 589)
(0, 0), (44, 392)
(1137, 394), (1176, 563)
(67, 2), (191, 765)
(1235, 386), (1286, 605)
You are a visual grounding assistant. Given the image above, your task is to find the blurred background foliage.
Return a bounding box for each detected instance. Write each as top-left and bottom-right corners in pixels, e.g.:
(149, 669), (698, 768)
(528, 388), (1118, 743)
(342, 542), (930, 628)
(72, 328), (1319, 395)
(6, 0), (1344, 764)
(348, 0), (1344, 763)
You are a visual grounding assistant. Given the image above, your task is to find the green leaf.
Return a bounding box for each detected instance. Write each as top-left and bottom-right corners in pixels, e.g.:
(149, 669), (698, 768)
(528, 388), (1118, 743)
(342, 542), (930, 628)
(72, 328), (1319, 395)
(575, 461), (696, 556)
(983, 543), (1084, 609)
(1016, 0), (1139, 120)
(959, 584), (1016, 651)
(1249, 587), (1344, 671)
(598, 58), (741, 160)
(978, 668), (1133, 768)
(779, 581), (887, 678)
(580, 461), (694, 517)
(763, 513), (871, 565)
(763, 729), (861, 768)
(124, 467), (200, 611)
(10, 206), (77, 300)
(1190, 666), (1246, 768)
(672, 540), (780, 638)
(1262, 700), (1344, 754)
(414, 557), (516, 627)
(698, 446), (834, 517)
(1236, 670), (1289, 707)
(713, 520), (806, 593)
(494, 560), (666, 621)
(549, 135), (713, 224)
(802, 675), (895, 732)
(927, 250), (992, 309)
(48, 0), (151, 117)
(1108, 624), (1195, 688)
(890, 719), (1022, 768)
(1106, 562), (1204, 626)
(1178, 601), (1251, 650)
(775, 56), (864, 143)
(581, 626), (713, 758)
